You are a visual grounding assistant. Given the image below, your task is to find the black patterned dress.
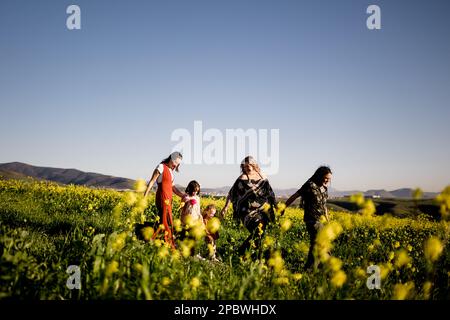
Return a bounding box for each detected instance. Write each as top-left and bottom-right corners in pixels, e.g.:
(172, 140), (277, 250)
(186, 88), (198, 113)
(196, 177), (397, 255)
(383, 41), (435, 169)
(228, 177), (277, 232)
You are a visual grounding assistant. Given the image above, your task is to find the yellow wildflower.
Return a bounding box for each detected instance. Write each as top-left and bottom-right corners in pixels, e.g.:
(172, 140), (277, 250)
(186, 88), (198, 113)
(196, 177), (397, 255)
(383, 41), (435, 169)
(190, 223), (206, 240)
(158, 246), (169, 259)
(263, 236), (275, 249)
(124, 192), (137, 206)
(423, 281), (432, 299)
(276, 202), (286, 216)
(393, 282), (414, 300)
(173, 219), (182, 232)
(395, 250), (411, 268)
(206, 217), (221, 234)
(133, 263), (143, 273)
(190, 277), (201, 289)
(268, 251), (284, 274)
(154, 239), (163, 248)
(162, 277), (171, 286)
(424, 237), (444, 262)
(105, 261), (119, 277)
(292, 273), (303, 281)
(331, 270), (347, 288)
(134, 179), (147, 193)
(280, 218), (292, 232)
(328, 257), (343, 272)
(262, 202), (271, 213)
(111, 232), (127, 252)
(141, 227), (154, 241)
(388, 252), (395, 261)
(274, 277), (289, 286)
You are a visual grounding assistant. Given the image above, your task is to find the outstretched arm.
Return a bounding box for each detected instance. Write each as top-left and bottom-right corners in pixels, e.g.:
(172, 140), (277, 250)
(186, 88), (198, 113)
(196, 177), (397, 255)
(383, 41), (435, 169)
(219, 194), (231, 218)
(172, 185), (186, 199)
(144, 169), (160, 197)
(285, 189), (302, 208)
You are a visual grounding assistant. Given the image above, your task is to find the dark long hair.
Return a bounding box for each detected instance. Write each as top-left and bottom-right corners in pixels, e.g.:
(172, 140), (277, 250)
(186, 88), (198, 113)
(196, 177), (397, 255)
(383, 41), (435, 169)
(297, 166), (332, 208)
(309, 166), (332, 186)
(185, 180), (200, 196)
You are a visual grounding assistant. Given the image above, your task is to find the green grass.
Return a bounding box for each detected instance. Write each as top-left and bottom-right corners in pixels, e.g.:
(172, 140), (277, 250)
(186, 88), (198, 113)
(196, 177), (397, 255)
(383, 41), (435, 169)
(0, 179), (448, 300)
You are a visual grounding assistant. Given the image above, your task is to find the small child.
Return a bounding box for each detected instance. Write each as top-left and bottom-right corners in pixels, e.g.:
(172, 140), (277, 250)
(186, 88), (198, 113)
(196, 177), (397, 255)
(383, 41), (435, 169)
(181, 180), (202, 227)
(180, 180), (205, 259)
(202, 204), (220, 262)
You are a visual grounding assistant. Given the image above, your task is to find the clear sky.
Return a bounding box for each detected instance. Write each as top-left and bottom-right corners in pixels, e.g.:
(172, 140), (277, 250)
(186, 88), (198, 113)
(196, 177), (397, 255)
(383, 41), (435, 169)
(1, 0), (449, 192)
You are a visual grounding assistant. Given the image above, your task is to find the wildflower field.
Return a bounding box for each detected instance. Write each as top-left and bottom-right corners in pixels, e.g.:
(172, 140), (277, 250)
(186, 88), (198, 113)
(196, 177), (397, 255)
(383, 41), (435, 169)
(0, 179), (448, 300)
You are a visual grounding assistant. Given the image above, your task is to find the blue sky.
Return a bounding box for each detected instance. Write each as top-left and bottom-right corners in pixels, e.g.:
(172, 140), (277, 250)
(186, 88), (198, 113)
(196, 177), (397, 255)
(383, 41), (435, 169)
(1, 0), (449, 191)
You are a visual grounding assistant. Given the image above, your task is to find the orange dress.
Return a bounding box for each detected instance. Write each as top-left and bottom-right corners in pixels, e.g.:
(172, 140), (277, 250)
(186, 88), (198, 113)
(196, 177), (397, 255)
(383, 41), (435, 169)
(152, 163), (176, 248)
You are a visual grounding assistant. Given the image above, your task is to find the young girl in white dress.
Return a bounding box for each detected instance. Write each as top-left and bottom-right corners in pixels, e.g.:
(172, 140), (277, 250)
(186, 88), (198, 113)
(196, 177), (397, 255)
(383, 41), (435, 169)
(181, 180), (202, 227)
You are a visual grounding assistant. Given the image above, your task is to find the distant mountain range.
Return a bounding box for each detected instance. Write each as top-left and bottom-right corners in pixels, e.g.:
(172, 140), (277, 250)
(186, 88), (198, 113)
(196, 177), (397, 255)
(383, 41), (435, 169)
(0, 162), (440, 199)
(0, 162), (135, 190)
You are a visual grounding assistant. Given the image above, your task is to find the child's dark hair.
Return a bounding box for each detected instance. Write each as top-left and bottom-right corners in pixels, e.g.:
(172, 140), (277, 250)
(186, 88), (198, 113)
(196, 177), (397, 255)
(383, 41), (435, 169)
(185, 180), (200, 196)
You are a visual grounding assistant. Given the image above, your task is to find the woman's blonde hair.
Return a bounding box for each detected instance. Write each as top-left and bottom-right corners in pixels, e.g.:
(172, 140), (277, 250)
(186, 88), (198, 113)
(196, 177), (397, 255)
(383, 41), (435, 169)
(240, 156), (261, 175)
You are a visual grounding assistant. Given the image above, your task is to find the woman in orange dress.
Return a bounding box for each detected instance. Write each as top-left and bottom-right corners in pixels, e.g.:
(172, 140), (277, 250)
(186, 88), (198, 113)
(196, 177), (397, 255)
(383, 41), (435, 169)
(144, 152), (186, 248)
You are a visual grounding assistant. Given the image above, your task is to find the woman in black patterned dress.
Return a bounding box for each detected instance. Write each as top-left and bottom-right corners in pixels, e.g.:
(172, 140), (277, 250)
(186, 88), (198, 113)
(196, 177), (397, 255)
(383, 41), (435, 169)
(220, 156), (277, 256)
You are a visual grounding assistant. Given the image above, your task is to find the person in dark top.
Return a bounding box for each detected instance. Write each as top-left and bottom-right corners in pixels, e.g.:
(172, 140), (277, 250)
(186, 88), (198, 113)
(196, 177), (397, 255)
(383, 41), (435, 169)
(220, 156), (277, 257)
(283, 166), (332, 270)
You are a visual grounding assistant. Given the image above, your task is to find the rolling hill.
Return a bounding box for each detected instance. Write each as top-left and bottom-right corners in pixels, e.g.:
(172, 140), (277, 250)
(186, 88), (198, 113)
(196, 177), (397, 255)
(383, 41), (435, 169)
(0, 162), (134, 190)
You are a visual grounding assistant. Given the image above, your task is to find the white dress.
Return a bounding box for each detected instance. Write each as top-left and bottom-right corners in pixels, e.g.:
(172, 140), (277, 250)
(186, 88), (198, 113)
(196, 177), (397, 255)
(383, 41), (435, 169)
(181, 195), (203, 226)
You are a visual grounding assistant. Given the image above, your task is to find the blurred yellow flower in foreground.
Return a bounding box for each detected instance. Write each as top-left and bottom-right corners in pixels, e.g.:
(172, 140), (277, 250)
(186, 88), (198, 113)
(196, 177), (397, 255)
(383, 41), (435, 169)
(134, 179), (147, 193)
(331, 270), (347, 288)
(263, 236), (275, 249)
(161, 277), (171, 286)
(133, 263), (143, 273)
(124, 192), (137, 206)
(328, 257), (343, 272)
(106, 261), (119, 277)
(173, 219), (182, 232)
(423, 281), (432, 299)
(436, 186), (450, 219)
(158, 246), (169, 259)
(181, 239), (195, 258)
(190, 277), (201, 289)
(142, 227), (154, 241)
(292, 273), (303, 281)
(110, 232), (127, 252)
(388, 252), (395, 261)
(154, 239), (163, 247)
(268, 251), (284, 274)
(274, 277), (289, 286)
(393, 282), (414, 300)
(276, 203), (286, 216)
(280, 218), (292, 232)
(395, 250), (411, 268)
(424, 236), (444, 262)
(206, 217), (221, 234)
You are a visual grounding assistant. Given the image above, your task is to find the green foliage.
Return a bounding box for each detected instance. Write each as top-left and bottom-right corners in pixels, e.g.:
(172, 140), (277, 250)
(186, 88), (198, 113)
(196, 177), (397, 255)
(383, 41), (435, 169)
(0, 179), (449, 300)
